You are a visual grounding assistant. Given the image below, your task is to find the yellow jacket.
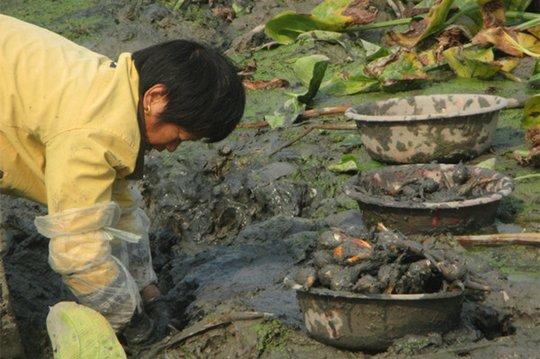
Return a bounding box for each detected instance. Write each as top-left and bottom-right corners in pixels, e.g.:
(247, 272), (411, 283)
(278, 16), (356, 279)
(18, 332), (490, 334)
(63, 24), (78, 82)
(0, 14), (142, 212)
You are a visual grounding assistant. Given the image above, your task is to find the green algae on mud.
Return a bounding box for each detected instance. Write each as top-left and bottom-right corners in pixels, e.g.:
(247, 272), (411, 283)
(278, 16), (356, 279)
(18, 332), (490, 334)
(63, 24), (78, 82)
(0, 0), (108, 42)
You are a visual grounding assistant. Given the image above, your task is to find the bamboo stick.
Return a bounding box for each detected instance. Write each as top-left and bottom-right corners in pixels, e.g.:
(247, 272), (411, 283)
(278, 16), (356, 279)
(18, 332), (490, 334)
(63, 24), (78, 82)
(455, 233), (540, 247)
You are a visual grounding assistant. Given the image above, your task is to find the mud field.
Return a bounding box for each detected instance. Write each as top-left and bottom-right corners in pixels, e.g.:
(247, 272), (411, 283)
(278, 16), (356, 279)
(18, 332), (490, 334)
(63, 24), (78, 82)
(1, 1), (539, 358)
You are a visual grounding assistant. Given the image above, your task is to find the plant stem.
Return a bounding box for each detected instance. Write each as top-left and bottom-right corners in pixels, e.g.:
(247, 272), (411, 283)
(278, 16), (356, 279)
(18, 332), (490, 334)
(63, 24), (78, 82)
(507, 11), (540, 22)
(514, 173), (540, 181)
(514, 16), (540, 31)
(345, 18), (412, 32)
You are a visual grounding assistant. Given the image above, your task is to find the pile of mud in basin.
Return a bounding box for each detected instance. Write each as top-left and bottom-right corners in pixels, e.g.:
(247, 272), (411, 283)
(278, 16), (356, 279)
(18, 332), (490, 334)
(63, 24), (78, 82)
(355, 164), (496, 203)
(286, 223), (487, 294)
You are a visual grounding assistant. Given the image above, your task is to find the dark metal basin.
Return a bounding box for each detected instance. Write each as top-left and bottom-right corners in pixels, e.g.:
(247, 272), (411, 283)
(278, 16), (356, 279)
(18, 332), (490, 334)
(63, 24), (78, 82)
(345, 94), (508, 164)
(344, 164), (514, 234)
(297, 288), (463, 352)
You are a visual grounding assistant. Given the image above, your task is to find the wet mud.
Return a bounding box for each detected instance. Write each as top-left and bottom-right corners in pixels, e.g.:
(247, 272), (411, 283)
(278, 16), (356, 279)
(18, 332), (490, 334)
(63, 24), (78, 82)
(1, 1), (539, 358)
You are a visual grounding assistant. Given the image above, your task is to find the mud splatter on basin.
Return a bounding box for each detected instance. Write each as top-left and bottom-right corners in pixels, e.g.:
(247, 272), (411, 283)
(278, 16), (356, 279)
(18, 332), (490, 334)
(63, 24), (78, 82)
(297, 288), (463, 352)
(345, 94), (508, 164)
(344, 164), (514, 235)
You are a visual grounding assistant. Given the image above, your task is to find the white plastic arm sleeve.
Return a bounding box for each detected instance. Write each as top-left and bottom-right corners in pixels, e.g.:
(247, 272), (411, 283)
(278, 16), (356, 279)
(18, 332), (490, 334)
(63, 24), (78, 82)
(34, 202), (142, 330)
(115, 206), (158, 290)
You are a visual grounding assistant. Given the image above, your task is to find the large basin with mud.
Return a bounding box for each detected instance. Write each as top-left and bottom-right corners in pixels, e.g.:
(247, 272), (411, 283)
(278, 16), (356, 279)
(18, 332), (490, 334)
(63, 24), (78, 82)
(344, 164), (513, 234)
(345, 94), (508, 163)
(297, 288), (463, 351)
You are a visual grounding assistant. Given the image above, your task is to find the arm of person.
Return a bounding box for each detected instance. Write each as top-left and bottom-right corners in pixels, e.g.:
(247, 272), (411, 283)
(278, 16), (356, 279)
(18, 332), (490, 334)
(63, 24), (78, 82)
(34, 129), (142, 330)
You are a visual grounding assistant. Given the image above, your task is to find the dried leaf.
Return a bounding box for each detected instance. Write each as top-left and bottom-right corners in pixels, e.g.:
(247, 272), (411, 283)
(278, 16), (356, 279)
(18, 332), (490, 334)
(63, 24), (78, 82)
(443, 46), (502, 79)
(473, 27), (540, 58)
(419, 25), (472, 66)
(528, 26), (540, 40)
(496, 57), (520, 73)
(311, 0), (378, 29)
(478, 0), (506, 28)
(389, 0), (454, 48)
(243, 78), (289, 90)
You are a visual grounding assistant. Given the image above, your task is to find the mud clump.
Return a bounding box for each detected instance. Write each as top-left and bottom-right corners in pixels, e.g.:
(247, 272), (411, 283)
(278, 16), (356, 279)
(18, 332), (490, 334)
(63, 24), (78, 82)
(287, 224), (483, 295)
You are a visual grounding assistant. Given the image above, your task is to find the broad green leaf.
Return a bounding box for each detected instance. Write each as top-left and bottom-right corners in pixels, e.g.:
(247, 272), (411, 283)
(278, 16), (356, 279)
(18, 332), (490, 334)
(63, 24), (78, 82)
(328, 155), (359, 173)
(265, 55), (329, 128)
(328, 155), (383, 173)
(232, 1), (245, 16)
(475, 157), (496, 169)
(264, 11), (331, 45)
(311, 0), (378, 29)
(531, 59), (540, 87)
(296, 30), (344, 43)
(366, 51), (428, 92)
(524, 94), (540, 129)
(265, 97), (306, 129)
(389, 0), (454, 48)
(47, 302), (126, 359)
(323, 67), (380, 95)
(529, 72), (540, 88)
(297, 31), (365, 59)
(292, 55), (330, 103)
(443, 46), (502, 79)
(361, 39), (390, 61)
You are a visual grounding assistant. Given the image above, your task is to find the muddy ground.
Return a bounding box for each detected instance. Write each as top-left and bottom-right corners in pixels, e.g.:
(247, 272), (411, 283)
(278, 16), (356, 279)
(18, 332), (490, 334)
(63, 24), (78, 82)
(0, 1), (539, 358)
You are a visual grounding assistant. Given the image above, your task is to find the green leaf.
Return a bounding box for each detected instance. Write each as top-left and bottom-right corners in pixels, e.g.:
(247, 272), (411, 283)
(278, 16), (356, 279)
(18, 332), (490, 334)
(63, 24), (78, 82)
(265, 55), (330, 129)
(503, 0), (532, 11)
(323, 66), (380, 95)
(361, 39), (390, 61)
(265, 97), (306, 129)
(296, 31), (365, 59)
(366, 51), (428, 92)
(443, 46), (502, 79)
(328, 155), (359, 173)
(264, 11), (331, 45)
(524, 94), (540, 129)
(389, 0), (455, 47)
(311, 0), (378, 29)
(232, 1), (245, 16)
(328, 155), (383, 173)
(292, 55), (330, 103)
(529, 72), (540, 88)
(475, 157), (496, 169)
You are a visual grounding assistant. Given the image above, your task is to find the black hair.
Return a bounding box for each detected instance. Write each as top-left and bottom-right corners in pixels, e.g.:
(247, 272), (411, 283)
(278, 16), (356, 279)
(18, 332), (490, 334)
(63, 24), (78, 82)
(132, 40), (245, 143)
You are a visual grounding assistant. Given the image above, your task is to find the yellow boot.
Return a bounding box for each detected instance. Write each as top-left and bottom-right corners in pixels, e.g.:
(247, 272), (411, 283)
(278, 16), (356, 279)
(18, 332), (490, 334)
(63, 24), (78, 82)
(47, 302), (126, 359)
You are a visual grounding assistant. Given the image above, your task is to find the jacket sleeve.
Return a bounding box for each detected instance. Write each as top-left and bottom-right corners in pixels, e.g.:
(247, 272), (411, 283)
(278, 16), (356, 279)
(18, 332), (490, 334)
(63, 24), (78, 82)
(40, 129), (142, 330)
(45, 129), (137, 214)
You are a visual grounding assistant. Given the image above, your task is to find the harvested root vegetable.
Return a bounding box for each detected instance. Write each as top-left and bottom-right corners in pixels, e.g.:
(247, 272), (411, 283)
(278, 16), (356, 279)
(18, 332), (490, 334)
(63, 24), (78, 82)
(285, 226), (488, 295)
